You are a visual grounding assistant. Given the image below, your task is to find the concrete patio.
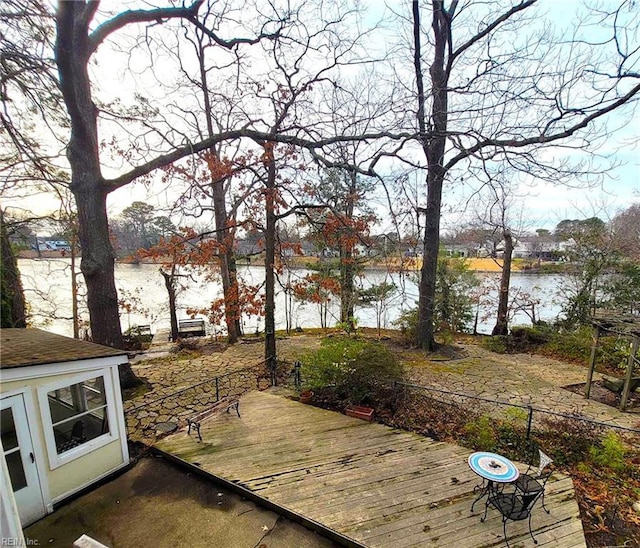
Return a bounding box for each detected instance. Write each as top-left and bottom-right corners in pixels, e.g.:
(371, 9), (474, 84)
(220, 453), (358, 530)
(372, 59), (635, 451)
(23, 455), (338, 548)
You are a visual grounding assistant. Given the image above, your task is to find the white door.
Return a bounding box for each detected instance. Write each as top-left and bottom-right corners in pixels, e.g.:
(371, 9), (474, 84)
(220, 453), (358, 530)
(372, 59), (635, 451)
(1, 394), (46, 526)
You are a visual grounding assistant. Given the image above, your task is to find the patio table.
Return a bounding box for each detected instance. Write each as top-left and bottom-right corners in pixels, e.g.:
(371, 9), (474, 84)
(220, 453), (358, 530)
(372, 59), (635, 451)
(468, 451), (519, 512)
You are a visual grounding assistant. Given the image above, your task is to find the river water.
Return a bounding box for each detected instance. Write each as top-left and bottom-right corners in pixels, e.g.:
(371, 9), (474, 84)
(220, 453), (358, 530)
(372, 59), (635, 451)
(18, 258), (565, 338)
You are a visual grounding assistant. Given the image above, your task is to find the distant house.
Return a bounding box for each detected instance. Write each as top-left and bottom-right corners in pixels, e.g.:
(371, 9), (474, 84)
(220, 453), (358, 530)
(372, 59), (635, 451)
(235, 237), (263, 258)
(442, 243), (473, 258)
(1, 329), (130, 530)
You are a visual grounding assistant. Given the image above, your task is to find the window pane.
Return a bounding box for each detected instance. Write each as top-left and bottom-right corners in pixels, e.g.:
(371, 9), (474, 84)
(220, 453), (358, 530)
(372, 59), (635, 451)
(6, 450), (27, 491)
(54, 386), (73, 406)
(1, 408), (19, 451)
(83, 377), (106, 411)
(48, 376), (110, 454)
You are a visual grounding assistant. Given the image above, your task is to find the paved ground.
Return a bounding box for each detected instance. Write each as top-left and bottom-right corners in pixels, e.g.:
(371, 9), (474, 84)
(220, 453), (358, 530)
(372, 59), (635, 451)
(124, 335), (316, 441)
(24, 456), (338, 548)
(402, 342), (640, 431)
(128, 333), (639, 434)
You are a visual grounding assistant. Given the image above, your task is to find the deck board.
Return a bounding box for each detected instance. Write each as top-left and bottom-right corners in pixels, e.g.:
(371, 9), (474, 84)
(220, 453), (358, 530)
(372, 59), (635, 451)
(155, 390), (586, 548)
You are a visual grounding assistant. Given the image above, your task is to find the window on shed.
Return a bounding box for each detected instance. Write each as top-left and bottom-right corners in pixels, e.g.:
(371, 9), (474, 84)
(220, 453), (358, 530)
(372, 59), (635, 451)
(47, 376), (110, 454)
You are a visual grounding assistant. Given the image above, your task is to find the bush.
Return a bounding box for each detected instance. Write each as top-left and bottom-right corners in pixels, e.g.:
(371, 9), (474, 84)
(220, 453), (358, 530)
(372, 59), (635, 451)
(479, 325), (628, 373)
(463, 415), (497, 451)
(542, 326), (593, 363)
(391, 258), (477, 343)
(434, 257), (476, 333)
(510, 326), (551, 346)
(535, 415), (604, 467)
(537, 327), (628, 372)
(589, 432), (628, 474)
(393, 308), (418, 345)
(481, 326), (552, 354)
(480, 335), (508, 353)
(301, 336), (404, 405)
(122, 325), (153, 351)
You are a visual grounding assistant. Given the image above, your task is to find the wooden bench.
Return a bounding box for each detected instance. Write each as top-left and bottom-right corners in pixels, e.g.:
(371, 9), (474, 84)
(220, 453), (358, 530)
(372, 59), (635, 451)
(178, 318), (206, 337)
(135, 324), (152, 336)
(187, 397), (240, 441)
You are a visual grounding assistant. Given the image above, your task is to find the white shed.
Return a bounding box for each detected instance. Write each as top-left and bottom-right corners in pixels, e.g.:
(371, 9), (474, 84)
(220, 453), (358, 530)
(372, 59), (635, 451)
(1, 328), (130, 530)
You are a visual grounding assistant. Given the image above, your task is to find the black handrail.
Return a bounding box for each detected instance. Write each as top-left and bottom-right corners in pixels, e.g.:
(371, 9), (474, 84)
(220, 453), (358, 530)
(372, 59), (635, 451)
(394, 380), (640, 434)
(126, 360), (268, 413)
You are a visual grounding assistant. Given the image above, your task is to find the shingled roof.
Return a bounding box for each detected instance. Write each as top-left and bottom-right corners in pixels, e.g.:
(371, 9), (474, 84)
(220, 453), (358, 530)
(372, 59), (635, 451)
(0, 328), (127, 369)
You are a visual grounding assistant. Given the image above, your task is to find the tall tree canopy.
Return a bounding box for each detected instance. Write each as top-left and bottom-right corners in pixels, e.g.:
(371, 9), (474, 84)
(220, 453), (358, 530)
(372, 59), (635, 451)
(407, 0), (639, 349)
(1, 0), (638, 374)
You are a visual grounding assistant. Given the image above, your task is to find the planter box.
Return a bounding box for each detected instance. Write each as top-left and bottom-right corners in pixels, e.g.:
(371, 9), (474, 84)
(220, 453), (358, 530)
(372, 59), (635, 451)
(299, 390), (314, 404)
(345, 405), (374, 422)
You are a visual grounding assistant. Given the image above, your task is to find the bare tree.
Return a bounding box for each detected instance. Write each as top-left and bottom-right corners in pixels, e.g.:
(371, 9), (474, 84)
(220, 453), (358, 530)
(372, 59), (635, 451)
(51, 1), (398, 373)
(468, 168), (529, 335)
(408, 0), (639, 350)
(611, 203), (640, 260)
(1, 0), (66, 198)
(173, 8), (253, 343)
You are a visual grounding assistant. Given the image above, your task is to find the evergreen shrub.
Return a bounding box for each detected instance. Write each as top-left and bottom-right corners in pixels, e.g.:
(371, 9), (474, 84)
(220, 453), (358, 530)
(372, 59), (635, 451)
(302, 336), (404, 405)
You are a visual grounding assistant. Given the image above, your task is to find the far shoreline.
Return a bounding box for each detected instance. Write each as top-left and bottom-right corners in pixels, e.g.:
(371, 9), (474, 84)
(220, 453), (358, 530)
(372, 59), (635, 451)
(18, 250), (563, 274)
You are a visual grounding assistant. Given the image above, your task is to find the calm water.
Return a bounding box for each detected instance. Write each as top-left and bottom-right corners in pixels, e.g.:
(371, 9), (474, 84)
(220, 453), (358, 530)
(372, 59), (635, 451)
(18, 258), (564, 338)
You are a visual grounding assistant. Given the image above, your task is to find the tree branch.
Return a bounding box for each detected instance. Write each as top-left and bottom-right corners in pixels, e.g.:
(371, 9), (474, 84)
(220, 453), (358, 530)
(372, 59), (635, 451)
(186, 16), (283, 49)
(103, 128), (415, 192)
(450, 0), (536, 65)
(88, 0), (204, 53)
(445, 81), (640, 170)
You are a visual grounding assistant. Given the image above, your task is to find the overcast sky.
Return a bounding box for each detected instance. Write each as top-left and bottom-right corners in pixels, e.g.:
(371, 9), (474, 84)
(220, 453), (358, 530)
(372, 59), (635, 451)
(3, 0), (638, 234)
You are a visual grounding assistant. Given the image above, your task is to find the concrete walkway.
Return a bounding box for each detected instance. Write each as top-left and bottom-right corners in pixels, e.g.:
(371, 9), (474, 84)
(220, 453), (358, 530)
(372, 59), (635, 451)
(405, 343), (639, 431)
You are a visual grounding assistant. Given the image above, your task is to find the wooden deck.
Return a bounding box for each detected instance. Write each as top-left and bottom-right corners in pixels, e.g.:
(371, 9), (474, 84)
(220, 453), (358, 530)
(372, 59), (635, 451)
(155, 391), (586, 548)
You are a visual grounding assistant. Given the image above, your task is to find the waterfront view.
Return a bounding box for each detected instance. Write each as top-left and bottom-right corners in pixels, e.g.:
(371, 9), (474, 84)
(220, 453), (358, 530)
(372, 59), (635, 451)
(19, 258), (563, 338)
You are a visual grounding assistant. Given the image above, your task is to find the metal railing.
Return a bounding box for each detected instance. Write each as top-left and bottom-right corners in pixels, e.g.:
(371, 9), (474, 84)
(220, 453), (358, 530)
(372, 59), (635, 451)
(277, 358), (638, 435)
(393, 380), (640, 435)
(125, 360), (269, 440)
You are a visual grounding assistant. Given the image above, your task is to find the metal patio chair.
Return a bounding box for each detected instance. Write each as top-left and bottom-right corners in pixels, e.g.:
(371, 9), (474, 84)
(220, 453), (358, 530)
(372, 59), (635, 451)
(514, 449), (553, 514)
(481, 483), (544, 547)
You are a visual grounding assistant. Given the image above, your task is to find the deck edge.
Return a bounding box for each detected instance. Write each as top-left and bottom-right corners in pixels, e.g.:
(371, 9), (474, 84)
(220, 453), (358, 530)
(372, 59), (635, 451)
(151, 446), (367, 548)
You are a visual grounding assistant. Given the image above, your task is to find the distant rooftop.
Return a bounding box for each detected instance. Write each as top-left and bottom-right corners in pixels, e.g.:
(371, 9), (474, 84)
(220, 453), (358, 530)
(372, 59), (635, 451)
(0, 328), (126, 369)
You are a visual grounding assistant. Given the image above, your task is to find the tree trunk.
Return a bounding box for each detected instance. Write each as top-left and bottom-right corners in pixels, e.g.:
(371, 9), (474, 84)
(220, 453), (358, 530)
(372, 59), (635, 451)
(56, 3), (139, 388)
(161, 269), (179, 341)
(417, 171), (445, 350)
(212, 180), (242, 342)
(1, 210), (27, 328)
(339, 170), (357, 331)
(196, 32), (242, 344)
(71, 239), (79, 339)
(340, 248), (355, 330)
(263, 144), (277, 376)
(414, 0), (449, 351)
(492, 229), (513, 336)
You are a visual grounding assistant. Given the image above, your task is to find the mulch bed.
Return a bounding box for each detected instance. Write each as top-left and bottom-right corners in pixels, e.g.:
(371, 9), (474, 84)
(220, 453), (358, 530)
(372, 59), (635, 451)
(563, 380), (640, 412)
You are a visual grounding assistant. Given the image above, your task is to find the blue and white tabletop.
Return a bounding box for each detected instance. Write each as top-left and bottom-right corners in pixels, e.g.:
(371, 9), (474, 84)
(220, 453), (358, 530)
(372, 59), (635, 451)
(468, 452), (520, 483)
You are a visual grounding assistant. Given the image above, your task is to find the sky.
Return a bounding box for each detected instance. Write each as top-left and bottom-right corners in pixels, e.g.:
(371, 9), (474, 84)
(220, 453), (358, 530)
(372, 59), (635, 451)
(2, 0), (639, 235)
